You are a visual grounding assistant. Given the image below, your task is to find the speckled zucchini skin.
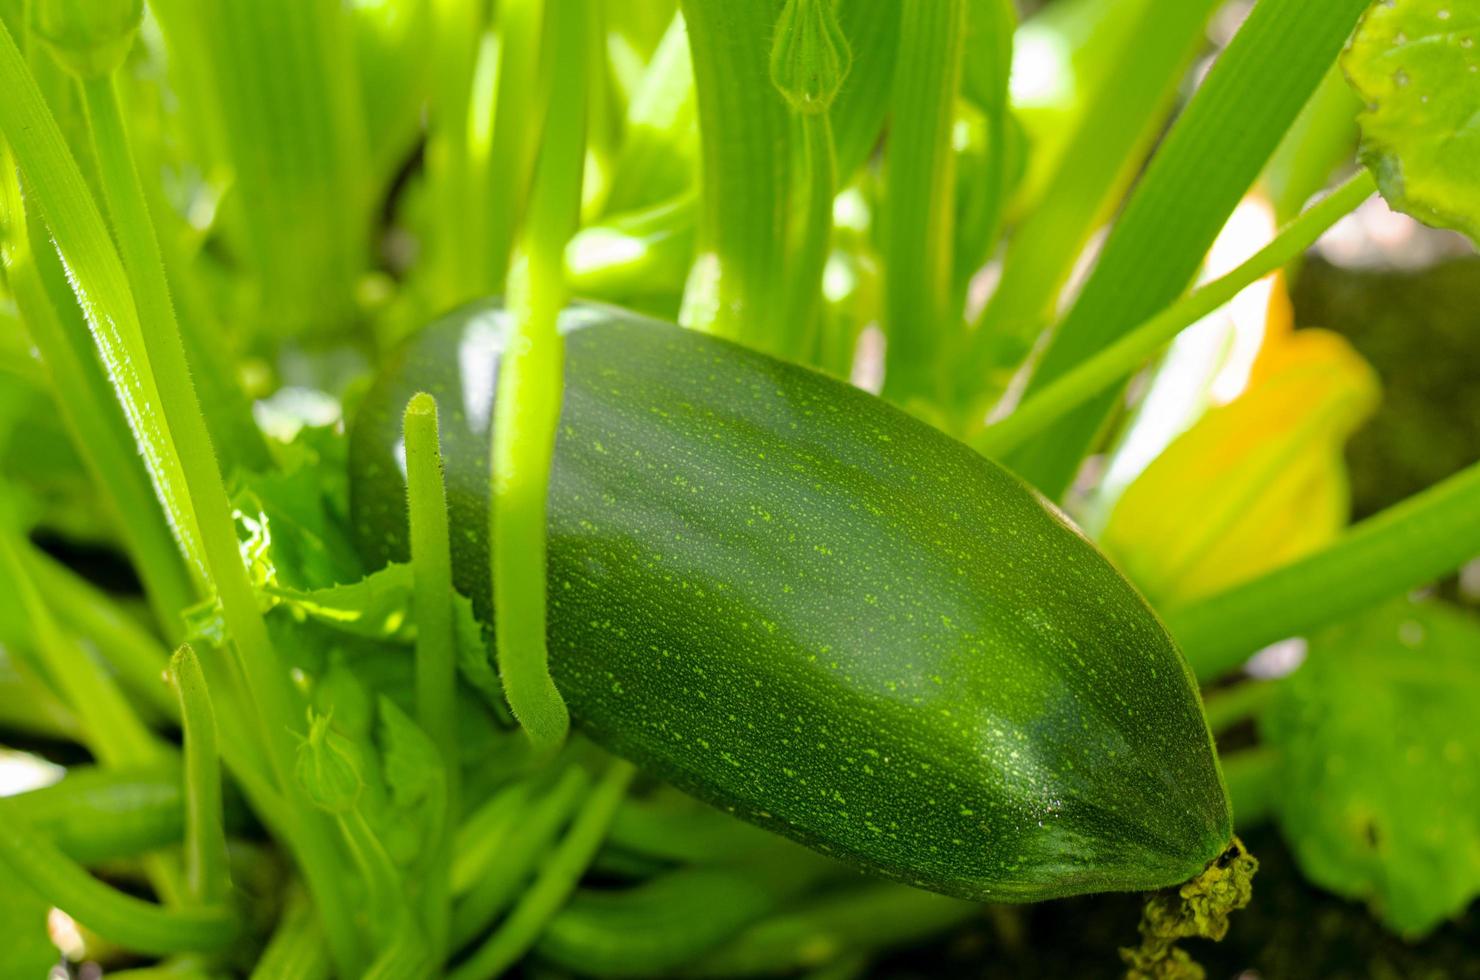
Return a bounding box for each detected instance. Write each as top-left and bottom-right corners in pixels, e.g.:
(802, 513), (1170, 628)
(348, 300), (1232, 901)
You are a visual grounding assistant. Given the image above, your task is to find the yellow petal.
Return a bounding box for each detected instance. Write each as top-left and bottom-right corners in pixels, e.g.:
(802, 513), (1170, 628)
(1101, 329), (1380, 607)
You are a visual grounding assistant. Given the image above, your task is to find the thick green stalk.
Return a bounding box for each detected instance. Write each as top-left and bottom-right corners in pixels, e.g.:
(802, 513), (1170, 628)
(963, 0), (1221, 395)
(1169, 460), (1480, 681)
(249, 888), (331, 980)
(975, 172), (1375, 457)
(450, 759), (635, 980)
(493, 0), (594, 755)
(0, 801), (237, 955)
(678, 0), (791, 352)
(169, 645), (231, 907)
(404, 392), (457, 959)
(481, 0), (547, 292)
(0, 150), (196, 631)
(770, 0), (849, 363)
(0, 21), (207, 580)
(692, 882), (975, 975)
(451, 766), (589, 947)
(1003, 0), (1373, 498)
(147, 0), (371, 336)
(787, 113), (838, 362)
(879, 0), (965, 405)
(424, 0), (486, 304)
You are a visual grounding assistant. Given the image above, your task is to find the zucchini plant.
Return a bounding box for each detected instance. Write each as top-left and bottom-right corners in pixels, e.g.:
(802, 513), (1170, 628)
(0, 0), (1477, 977)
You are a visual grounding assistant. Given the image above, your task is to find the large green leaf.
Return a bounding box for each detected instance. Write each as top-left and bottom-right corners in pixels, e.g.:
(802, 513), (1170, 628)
(1344, 0), (1480, 243)
(1261, 598), (1480, 934)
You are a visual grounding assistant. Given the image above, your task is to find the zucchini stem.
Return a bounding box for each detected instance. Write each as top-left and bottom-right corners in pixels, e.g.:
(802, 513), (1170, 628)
(1170, 458), (1480, 681)
(450, 759), (635, 980)
(169, 645), (232, 908)
(403, 392), (459, 959)
(0, 801), (238, 955)
(974, 171), (1375, 457)
(492, 0), (597, 756)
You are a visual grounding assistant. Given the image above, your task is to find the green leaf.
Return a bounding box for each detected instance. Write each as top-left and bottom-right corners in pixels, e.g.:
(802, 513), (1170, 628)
(231, 427), (361, 592)
(1261, 598), (1480, 935)
(377, 695), (444, 812)
(1344, 0), (1480, 243)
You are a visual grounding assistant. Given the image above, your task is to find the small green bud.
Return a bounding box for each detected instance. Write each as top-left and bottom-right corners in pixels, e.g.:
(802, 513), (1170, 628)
(33, 0), (143, 80)
(769, 0), (852, 115)
(295, 711), (364, 814)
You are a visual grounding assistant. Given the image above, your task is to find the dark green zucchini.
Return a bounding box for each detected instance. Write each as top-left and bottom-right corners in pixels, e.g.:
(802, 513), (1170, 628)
(348, 300), (1231, 901)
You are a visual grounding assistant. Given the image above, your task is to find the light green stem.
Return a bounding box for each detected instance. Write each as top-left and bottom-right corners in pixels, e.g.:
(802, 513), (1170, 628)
(1169, 459), (1480, 681)
(27, 546), (282, 819)
(974, 171), (1375, 457)
(249, 887), (331, 980)
(492, 0), (594, 755)
(879, 0), (965, 405)
(450, 759), (635, 980)
(75, 64), (359, 973)
(786, 111), (837, 364)
(0, 801), (237, 955)
(404, 392), (458, 959)
(0, 524), (161, 768)
(679, 0), (792, 352)
(0, 147), (197, 632)
(169, 645), (231, 907)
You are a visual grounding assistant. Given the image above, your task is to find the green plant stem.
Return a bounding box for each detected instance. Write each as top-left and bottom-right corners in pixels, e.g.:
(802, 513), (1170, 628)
(974, 171), (1375, 457)
(4, 764), (187, 865)
(481, 0), (546, 292)
(69, 65), (360, 973)
(424, 0), (486, 304)
(403, 392), (457, 959)
(450, 759), (636, 980)
(450, 779), (536, 895)
(0, 150), (197, 632)
(785, 110), (837, 363)
(337, 808), (410, 939)
(0, 525), (161, 768)
(492, 0), (594, 756)
(679, 0), (791, 353)
(169, 645), (231, 907)
(963, 0), (1221, 394)
(1169, 460), (1480, 681)
(27, 546), (280, 816)
(0, 801), (237, 955)
(249, 887), (331, 980)
(452, 766), (589, 948)
(692, 881), (977, 975)
(0, 23), (208, 580)
(879, 0), (964, 405)
(1003, 0), (1374, 498)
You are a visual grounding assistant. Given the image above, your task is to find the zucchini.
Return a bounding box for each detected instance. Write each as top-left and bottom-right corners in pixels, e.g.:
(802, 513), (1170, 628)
(348, 301), (1231, 901)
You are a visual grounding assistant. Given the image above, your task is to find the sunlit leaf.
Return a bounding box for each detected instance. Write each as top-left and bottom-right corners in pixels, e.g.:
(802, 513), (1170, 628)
(1101, 329), (1380, 606)
(1261, 598), (1480, 935)
(1344, 0), (1480, 243)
